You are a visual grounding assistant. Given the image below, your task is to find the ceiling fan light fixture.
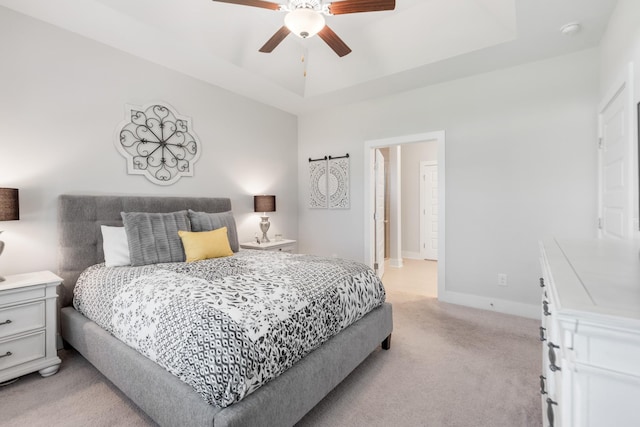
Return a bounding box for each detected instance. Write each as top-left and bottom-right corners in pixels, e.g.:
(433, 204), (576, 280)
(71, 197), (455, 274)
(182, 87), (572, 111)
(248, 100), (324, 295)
(285, 8), (325, 38)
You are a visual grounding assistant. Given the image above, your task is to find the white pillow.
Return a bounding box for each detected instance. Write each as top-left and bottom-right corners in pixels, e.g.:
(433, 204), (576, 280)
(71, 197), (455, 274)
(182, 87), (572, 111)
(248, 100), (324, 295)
(101, 225), (131, 267)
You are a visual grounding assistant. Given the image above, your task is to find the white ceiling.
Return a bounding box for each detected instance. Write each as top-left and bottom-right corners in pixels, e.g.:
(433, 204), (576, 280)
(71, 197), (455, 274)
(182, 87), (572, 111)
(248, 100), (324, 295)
(0, 0), (618, 115)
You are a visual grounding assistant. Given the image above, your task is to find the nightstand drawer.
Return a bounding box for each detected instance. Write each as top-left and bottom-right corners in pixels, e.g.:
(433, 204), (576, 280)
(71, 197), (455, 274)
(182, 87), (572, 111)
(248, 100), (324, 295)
(0, 331), (46, 370)
(0, 287), (45, 307)
(0, 302), (45, 339)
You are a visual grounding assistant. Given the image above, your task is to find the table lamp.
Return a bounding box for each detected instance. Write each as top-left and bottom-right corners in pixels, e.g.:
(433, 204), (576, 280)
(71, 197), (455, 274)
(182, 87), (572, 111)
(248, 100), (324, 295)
(0, 188), (19, 281)
(254, 195), (275, 243)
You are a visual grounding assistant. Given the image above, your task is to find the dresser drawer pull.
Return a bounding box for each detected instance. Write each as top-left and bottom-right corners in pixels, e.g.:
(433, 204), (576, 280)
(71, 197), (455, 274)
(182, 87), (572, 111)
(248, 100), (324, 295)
(543, 300), (551, 316)
(0, 351), (13, 359)
(0, 319), (12, 326)
(539, 326), (547, 342)
(548, 342), (561, 372)
(546, 398), (558, 427)
(539, 277), (545, 288)
(539, 375), (547, 395)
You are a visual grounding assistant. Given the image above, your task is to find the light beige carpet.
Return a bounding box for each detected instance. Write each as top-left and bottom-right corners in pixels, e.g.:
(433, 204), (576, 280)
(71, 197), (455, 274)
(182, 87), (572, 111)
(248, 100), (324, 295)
(0, 288), (541, 427)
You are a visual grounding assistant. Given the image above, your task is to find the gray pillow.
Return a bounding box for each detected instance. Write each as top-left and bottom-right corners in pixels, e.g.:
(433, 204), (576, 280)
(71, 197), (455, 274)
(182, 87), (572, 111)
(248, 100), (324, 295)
(188, 209), (239, 252)
(121, 210), (190, 266)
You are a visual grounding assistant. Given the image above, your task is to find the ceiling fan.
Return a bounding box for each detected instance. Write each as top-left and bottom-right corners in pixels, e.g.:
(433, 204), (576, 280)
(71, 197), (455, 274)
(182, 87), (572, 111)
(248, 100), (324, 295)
(211, 0), (396, 57)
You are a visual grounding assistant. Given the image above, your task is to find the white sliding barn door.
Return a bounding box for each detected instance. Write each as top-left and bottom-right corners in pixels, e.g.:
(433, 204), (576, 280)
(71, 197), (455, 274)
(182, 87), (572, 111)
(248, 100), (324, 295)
(598, 65), (635, 239)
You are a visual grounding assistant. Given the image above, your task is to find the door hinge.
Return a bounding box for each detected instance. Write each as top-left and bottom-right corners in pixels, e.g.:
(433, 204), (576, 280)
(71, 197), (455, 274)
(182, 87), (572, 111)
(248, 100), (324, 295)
(598, 138), (603, 149)
(598, 218), (603, 229)
(374, 262), (379, 271)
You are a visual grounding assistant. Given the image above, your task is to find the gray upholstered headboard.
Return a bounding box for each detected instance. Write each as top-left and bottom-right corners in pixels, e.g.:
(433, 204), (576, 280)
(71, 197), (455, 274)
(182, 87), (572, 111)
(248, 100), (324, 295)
(57, 194), (232, 307)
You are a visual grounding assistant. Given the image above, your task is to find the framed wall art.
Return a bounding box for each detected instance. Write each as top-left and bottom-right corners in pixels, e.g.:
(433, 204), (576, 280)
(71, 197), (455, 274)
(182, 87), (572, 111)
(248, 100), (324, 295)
(115, 101), (201, 186)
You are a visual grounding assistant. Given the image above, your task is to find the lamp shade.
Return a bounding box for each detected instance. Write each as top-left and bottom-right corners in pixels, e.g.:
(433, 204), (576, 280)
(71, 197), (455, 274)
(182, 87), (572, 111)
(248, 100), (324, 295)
(254, 195), (276, 213)
(0, 188), (19, 221)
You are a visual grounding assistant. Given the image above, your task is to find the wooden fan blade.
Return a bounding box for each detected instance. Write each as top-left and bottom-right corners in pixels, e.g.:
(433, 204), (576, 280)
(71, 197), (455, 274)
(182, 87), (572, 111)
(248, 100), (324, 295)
(318, 26), (352, 57)
(259, 26), (291, 53)
(328, 0), (395, 15)
(211, 0), (280, 11)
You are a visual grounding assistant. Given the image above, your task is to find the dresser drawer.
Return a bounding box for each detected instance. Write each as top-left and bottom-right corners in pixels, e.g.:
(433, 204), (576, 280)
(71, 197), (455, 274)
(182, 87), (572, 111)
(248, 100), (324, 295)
(0, 287), (45, 307)
(0, 301), (45, 339)
(0, 331), (46, 370)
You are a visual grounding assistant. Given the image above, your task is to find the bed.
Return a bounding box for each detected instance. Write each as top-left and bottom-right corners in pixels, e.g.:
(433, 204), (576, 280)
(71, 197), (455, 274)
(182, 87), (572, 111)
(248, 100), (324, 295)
(57, 194), (393, 427)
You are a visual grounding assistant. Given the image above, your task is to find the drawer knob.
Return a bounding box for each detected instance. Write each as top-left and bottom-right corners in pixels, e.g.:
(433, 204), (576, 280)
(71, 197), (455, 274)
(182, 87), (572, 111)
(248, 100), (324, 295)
(0, 351), (13, 359)
(0, 319), (12, 326)
(539, 277), (545, 288)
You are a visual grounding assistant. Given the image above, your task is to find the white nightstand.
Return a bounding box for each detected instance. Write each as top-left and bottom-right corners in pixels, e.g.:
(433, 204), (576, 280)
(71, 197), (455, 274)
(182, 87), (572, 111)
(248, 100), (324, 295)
(240, 239), (297, 253)
(0, 271), (62, 383)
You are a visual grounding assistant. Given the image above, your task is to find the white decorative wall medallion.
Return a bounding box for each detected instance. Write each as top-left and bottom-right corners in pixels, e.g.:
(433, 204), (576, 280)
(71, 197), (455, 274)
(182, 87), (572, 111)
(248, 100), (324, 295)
(115, 102), (201, 185)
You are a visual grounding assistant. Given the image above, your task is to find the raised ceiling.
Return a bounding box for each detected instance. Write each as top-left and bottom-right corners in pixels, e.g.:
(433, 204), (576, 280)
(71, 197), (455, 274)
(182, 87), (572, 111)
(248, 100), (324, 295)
(0, 0), (618, 114)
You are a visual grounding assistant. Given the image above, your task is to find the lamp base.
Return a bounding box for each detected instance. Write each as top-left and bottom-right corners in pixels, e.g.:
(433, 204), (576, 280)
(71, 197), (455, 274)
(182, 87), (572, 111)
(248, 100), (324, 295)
(260, 216), (271, 243)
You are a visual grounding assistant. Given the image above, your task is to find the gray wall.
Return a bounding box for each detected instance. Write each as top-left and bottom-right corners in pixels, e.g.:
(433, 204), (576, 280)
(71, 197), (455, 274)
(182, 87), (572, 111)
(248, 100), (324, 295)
(297, 48), (599, 312)
(0, 8), (298, 276)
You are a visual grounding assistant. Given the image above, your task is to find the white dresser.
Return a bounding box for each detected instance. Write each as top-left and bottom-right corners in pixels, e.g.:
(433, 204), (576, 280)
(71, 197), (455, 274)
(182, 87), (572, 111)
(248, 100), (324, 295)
(539, 238), (640, 427)
(240, 239), (297, 253)
(0, 271), (62, 383)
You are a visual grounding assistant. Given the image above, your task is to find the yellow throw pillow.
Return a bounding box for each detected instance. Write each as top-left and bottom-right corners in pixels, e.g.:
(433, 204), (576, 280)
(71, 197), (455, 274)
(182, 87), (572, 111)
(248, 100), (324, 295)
(178, 227), (233, 262)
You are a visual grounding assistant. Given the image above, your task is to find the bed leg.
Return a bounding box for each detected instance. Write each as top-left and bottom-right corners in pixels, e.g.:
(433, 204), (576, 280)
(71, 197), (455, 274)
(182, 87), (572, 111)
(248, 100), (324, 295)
(381, 334), (391, 350)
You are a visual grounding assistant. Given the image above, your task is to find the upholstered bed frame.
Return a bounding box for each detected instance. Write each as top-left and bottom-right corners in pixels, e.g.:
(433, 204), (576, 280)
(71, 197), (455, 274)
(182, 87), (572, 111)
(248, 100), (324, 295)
(57, 194), (393, 427)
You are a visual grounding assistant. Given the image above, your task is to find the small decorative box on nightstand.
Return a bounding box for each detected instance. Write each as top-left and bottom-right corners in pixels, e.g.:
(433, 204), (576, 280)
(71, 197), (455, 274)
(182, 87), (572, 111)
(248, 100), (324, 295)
(240, 239), (297, 253)
(0, 271), (62, 383)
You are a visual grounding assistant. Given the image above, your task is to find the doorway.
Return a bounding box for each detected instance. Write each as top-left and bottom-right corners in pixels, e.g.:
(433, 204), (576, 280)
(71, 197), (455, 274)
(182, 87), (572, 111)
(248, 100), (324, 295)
(364, 131), (446, 298)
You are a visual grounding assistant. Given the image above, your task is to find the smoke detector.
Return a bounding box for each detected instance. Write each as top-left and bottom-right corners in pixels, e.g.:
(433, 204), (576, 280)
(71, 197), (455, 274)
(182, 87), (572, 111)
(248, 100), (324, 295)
(560, 22), (581, 36)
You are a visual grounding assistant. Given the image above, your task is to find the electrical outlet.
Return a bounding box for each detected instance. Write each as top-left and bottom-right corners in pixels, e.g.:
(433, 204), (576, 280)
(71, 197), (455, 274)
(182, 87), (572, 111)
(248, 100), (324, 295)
(498, 273), (508, 286)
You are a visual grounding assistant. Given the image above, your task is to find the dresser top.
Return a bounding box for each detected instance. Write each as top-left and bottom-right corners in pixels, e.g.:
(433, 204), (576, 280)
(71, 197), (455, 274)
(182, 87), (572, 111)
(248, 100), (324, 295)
(541, 238), (640, 324)
(0, 271), (62, 292)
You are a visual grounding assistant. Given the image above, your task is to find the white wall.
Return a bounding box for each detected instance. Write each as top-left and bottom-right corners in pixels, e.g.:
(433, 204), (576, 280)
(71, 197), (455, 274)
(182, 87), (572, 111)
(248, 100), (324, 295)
(400, 141), (438, 257)
(598, 0), (640, 234)
(599, 0), (640, 101)
(298, 49), (599, 313)
(0, 7), (298, 277)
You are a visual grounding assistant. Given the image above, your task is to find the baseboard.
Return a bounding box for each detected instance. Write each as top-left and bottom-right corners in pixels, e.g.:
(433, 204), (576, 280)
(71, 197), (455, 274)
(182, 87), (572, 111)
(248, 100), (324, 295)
(388, 258), (403, 268)
(401, 251), (422, 260)
(439, 290), (540, 320)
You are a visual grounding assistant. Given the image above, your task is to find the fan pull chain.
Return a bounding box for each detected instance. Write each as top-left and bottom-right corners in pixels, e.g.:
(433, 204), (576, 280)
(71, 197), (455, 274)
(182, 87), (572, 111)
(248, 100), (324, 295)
(302, 54), (307, 77)
(302, 47), (309, 77)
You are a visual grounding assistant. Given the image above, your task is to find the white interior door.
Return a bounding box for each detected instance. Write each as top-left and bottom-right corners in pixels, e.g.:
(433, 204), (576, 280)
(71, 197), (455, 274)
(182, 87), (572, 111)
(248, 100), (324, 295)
(420, 162), (438, 260)
(375, 149), (385, 278)
(599, 72), (634, 239)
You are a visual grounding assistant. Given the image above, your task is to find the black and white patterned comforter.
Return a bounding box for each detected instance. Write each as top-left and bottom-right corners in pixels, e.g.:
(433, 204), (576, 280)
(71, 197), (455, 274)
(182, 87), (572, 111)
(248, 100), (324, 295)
(73, 250), (386, 407)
